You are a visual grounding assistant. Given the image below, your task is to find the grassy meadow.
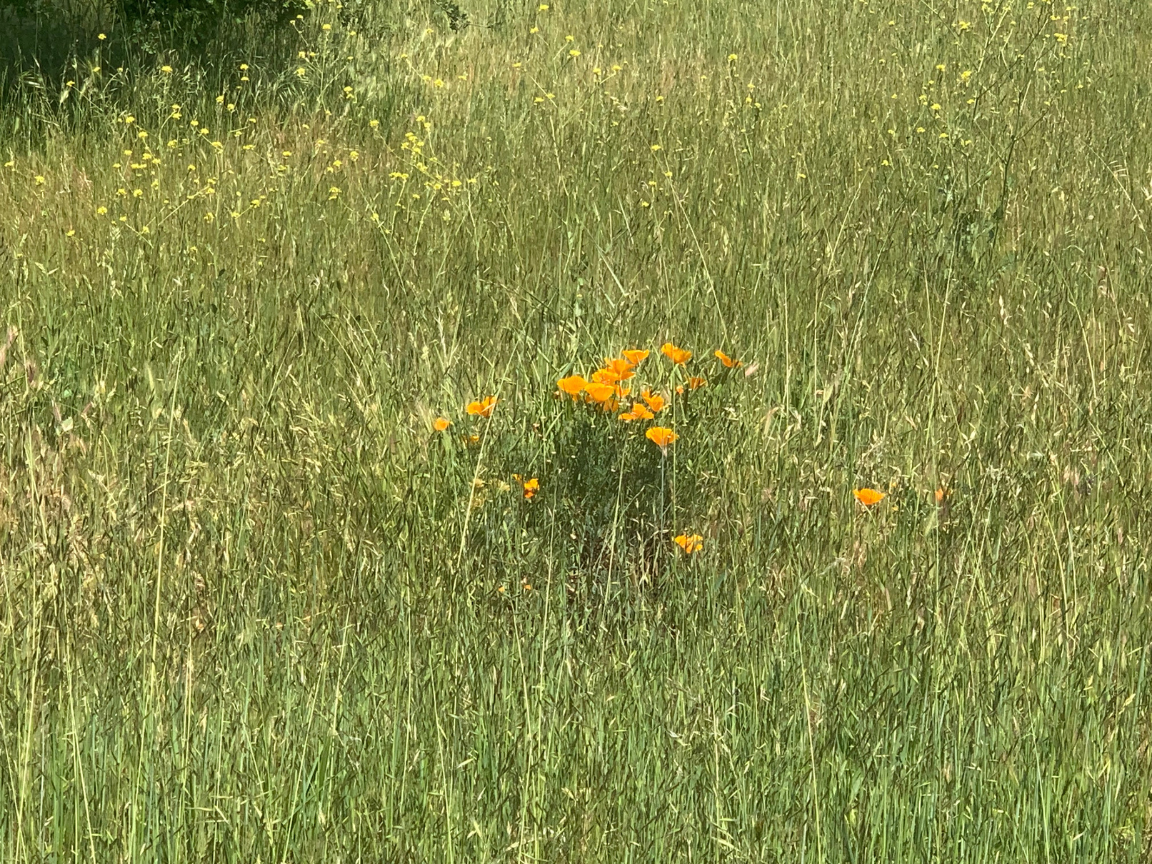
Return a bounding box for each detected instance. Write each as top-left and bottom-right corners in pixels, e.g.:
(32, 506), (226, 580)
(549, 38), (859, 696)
(2, 0), (1152, 859)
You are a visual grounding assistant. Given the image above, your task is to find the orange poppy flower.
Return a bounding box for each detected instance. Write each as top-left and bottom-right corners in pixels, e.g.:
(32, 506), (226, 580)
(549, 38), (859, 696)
(673, 533), (703, 554)
(686, 376), (707, 390)
(853, 488), (885, 507)
(641, 388), (666, 413)
(584, 382), (616, 403)
(618, 402), (654, 422)
(622, 349), (650, 366)
(646, 426), (678, 452)
(433, 417), (451, 432)
(661, 342), (692, 365)
(466, 396), (497, 418)
(591, 367), (621, 386)
(514, 475), (540, 499)
(557, 375), (587, 398)
(602, 357), (635, 380)
(934, 487), (949, 504)
(714, 350), (743, 368)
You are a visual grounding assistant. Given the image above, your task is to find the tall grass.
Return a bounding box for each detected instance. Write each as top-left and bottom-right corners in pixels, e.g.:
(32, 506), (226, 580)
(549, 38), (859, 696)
(2, 0), (1152, 859)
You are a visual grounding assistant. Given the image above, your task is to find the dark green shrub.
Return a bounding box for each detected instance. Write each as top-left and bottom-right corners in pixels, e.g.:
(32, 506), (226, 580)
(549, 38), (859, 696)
(115, 0), (307, 28)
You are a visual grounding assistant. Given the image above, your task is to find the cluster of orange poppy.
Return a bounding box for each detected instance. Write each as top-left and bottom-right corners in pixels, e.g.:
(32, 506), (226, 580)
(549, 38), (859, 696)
(556, 350), (645, 413)
(553, 342), (744, 459)
(429, 342), (752, 559)
(427, 349), (933, 564)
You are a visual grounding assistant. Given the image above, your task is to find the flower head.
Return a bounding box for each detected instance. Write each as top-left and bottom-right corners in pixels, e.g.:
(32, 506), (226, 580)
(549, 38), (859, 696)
(673, 533), (703, 554)
(853, 487), (885, 507)
(557, 374), (586, 398)
(583, 382), (615, 404)
(640, 388), (666, 413)
(514, 474), (540, 499)
(466, 396), (497, 418)
(622, 348), (650, 366)
(646, 426), (678, 452)
(618, 402), (654, 422)
(714, 349), (742, 368)
(433, 417), (451, 432)
(687, 376), (707, 390)
(661, 342), (691, 365)
(602, 357), (634, 380)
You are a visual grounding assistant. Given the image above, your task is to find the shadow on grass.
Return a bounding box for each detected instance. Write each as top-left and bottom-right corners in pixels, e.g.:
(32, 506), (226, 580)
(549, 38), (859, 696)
(0, 4), (96, 84)
(0, 0), (306, 105)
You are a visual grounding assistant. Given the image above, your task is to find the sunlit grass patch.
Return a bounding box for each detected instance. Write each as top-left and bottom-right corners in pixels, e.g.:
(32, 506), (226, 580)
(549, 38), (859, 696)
(1, 0), (1151, 860)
